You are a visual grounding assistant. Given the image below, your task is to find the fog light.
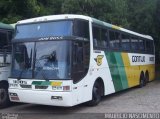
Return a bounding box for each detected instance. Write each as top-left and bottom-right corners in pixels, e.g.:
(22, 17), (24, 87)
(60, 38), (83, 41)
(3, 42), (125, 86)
(9, 93), (19, 101)
(9, 93), (18, 96)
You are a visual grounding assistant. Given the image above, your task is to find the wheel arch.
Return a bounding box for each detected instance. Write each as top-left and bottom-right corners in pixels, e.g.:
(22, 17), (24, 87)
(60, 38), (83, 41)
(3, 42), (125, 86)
(140, 71), (145, 79)
(94, 77), (105, 96)
(145, 70), (149, 82)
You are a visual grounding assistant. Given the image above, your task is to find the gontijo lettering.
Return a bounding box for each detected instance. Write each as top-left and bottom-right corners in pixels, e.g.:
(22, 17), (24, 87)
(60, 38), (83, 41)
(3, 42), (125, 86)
(132, 56), (145, 62)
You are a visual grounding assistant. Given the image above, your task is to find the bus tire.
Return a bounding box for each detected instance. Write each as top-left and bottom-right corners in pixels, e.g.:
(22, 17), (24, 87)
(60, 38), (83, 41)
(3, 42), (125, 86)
(87, 81), (102, 106)
(0, 84), (10, 109)
(139, 72), (146, 88)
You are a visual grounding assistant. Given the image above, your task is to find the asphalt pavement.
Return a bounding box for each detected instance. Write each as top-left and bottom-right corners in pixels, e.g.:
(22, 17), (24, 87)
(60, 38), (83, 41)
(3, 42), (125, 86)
(1, 80), (160, 119)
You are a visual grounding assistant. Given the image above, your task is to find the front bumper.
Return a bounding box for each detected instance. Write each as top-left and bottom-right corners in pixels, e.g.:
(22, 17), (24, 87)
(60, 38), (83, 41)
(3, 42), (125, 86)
(9, 89), (74, 107)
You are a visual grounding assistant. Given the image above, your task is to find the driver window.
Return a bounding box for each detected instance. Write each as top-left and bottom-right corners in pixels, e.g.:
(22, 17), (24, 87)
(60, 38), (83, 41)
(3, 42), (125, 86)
(73, 42), (83, 65)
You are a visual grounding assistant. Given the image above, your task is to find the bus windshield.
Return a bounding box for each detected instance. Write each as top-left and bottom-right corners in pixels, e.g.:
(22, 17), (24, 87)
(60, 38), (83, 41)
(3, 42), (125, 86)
(15, 21), (73, 39)
(11, 41), (71, 80)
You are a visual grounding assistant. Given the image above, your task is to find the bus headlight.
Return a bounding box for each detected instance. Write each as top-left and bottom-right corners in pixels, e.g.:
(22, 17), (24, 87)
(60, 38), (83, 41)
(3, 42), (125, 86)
(52, 86), (70, 91)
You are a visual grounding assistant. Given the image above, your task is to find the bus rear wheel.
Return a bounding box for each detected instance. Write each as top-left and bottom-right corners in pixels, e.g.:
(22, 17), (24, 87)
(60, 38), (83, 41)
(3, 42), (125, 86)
(145, 72), (149, 83)
(139, 73), (146, 88)
(0, 85), (10, 109)
(87, 81), (102, 106)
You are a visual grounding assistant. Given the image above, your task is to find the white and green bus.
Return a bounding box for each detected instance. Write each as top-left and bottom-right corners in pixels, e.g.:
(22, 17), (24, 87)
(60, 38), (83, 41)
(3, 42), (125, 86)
(0, 23), (14, 108)
(9, 15), (155, 106)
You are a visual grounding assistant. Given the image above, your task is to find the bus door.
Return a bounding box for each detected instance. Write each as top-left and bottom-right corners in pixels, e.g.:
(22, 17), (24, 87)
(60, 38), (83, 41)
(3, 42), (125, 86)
(72, 41), (90, 103)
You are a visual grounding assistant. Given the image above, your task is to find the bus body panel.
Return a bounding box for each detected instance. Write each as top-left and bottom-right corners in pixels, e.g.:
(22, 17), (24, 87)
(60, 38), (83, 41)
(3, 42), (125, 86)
(88, 51), (155, 94)
(9, 79), (77, 106)
(105, 52), (155, 92)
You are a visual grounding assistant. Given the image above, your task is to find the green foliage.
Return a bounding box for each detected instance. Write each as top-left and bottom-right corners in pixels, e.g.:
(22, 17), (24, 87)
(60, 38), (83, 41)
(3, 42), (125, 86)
(0, 0), (160, 55)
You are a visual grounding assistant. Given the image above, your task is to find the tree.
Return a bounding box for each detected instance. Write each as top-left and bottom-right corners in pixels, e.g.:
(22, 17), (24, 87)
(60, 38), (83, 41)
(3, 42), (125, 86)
(127, 0), (157, 35)
(0, 0), (160, 55)
(0, 0), (42, 23)
(61, 0), (130, 28)
(38, 0), (64, 15)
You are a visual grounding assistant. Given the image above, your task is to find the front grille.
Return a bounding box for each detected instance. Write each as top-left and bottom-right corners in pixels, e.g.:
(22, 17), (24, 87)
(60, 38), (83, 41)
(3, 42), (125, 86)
(20, 85), (32, 89)
(35, 85), (48, 89)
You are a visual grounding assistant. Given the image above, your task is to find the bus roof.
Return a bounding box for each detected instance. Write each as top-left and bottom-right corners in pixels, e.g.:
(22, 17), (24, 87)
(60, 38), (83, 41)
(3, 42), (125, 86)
(17, 14), (153, 40)
(0, 22), (14, 30)
(92, 18), (153, 40)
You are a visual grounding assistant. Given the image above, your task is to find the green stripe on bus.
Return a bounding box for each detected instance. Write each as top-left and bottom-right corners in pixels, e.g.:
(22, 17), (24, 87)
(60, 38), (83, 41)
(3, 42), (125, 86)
(106, 52), (128, 92)
(32, 81), (51, 86)
(92, 18), (113, 28)
(114, 53), (128, 90)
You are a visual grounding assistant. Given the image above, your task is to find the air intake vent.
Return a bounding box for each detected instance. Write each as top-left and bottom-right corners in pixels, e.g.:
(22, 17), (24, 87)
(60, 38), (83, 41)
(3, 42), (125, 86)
(35, 85), (48, 89)
(20, 85), (32, 89)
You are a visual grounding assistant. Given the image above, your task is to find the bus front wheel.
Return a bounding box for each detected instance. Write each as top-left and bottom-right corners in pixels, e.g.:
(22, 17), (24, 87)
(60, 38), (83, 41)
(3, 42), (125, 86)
(87, 81), (102, 106)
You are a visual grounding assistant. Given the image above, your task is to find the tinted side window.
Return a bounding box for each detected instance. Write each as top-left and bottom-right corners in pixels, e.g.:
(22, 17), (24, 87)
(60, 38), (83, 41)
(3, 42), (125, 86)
(109, 31), (120, 49)
(146, 40), (154, 54)
(93, 26), (100, 48)
(131, 37), (139, 51)
(0, 30), (13, 52)
(74, 20), (90, 39)
(0, 30), (8, 49)
(93, 25), (109, 49)
(73, 42), (83, 65)
(121, 34), (130, 51)
(139, 39), (145, 51)
(72, 41), (90, 84)
(101, 29), (109, 48)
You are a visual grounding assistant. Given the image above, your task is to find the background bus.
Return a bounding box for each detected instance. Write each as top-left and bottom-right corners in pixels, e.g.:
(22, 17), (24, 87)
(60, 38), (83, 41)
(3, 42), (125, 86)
(0, 22), (14, 108)
(9, 15), (155, 107)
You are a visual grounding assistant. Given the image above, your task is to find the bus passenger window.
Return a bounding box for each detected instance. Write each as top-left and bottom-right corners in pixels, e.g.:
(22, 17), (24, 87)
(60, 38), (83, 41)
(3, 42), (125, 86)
(131, 37), (139, 51)
(74, 20), (89, 39)
(139, 39), (145, 51)
(109, 31), (120, 49)
(101, 29), (109, 48)
(93, 26), (100, 48)
(146, 40), (154, 54)
(0, 31), (8, 49)
(121, 34), (130, 51)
